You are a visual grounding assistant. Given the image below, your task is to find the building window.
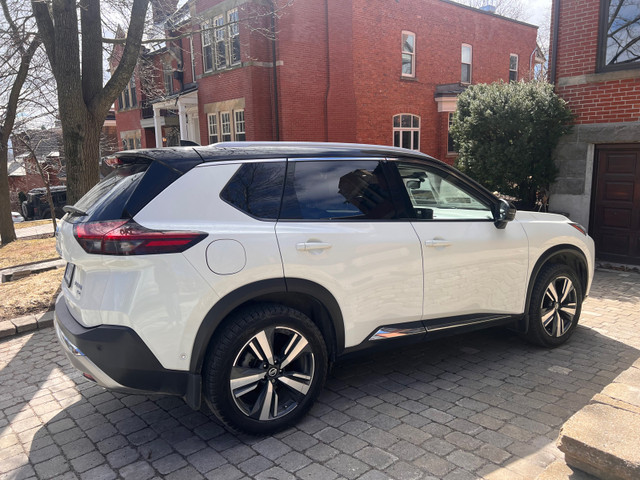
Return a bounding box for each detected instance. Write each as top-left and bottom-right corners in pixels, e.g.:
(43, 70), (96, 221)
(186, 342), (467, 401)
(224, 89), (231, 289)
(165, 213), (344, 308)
(402, 31), (415, 77)
(509, 54), (519, 82)
(202, 20), (214, 72)
(214, 14), (227, 70)
(447, 113), (456, 154)
(234, 110), (246, 141)
(598, 0), (640, 71)
(461, 44), (472, 83)
(228, 8), (241, 65)
(220, 112), (232, 141)
(118, 76), (137, 110)
(393, 114), (420, 150)
(208, 114), (219, 144)
(163, 64), (173, 94)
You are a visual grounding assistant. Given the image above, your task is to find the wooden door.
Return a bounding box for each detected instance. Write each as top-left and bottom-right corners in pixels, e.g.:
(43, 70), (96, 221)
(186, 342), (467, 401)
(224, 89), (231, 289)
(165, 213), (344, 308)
(591, 145), (640, 265)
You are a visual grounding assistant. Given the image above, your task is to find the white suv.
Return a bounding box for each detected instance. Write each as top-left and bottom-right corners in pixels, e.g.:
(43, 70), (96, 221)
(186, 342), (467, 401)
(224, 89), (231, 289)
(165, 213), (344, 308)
(54, 142), (595, 434)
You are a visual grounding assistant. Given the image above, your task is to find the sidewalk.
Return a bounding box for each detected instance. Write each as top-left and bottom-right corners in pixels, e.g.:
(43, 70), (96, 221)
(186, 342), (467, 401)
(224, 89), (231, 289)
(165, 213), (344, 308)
(15, 222), (56, 238)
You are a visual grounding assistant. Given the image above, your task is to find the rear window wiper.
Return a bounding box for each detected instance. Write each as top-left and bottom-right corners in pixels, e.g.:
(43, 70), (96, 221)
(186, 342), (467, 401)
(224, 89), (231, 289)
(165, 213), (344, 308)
(63, 205), (88, 216)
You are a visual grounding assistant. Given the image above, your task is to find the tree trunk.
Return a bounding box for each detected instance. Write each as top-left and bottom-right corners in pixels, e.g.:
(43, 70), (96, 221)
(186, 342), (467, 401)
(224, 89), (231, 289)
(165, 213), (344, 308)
(0, 141), (17, 245)
(61, 108), (102, 205)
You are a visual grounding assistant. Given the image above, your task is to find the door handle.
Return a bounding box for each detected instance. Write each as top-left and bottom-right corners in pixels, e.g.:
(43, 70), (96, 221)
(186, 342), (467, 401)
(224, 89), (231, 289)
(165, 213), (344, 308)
(424, 239), (452, 248)
(296, 242), (332, 252)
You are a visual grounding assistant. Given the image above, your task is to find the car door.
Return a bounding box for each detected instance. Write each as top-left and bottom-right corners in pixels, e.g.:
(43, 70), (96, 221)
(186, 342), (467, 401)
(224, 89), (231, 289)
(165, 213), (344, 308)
(275, 158), (424, 349)
(389, 160), (529, 326)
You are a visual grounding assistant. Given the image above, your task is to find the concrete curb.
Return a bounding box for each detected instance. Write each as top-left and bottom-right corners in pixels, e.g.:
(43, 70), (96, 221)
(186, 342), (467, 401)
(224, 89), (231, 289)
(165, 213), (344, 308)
(538, 360), (640, 480)
(0, 310), (54, 340)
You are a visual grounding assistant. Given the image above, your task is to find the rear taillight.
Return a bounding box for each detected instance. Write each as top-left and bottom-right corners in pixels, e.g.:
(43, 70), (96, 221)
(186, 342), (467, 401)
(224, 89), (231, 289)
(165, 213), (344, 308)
(73, 220), (207, 255)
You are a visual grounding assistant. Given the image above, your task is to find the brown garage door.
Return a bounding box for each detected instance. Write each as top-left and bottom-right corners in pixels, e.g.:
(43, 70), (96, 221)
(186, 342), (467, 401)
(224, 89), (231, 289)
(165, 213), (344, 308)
(591, 144), (640, 265)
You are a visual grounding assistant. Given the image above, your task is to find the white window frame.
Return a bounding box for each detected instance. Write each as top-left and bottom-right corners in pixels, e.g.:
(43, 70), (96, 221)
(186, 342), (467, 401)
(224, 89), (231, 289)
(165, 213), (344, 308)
(208, 113), (219, 144)
(401, 31), (416, 78)
(214, 14), (226, 70)
(228, 8), (241, 66)
(461, 44), (472, 84)
(220, 111), (232, 142)
(509, 54), (519, 82)
(163, 63), (173, 94)
(234, 110), (245, 141)
(201, 20), (213, 73)
(190, 35), (196, 80)
(392, 114), (420, 151)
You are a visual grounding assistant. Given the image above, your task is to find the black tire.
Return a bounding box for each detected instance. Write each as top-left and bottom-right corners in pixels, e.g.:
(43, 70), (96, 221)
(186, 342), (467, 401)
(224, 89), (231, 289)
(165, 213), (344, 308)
(21, 201), (30, 220)
(526, 264), (583, 347)
(203, 303), (328, 435)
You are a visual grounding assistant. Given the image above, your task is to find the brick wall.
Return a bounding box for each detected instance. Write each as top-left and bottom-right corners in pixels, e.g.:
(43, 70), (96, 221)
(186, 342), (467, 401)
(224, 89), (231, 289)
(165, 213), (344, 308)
(552, 0), (640, 125)
(351, 0), (538, 159)
(114, 0), (539, 158)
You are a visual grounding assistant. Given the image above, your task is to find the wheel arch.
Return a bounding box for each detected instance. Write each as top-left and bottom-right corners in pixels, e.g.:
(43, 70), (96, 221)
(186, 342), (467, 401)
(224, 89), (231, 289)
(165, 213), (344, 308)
(189, 278), (344, 375)
(524, 245), (589, 318)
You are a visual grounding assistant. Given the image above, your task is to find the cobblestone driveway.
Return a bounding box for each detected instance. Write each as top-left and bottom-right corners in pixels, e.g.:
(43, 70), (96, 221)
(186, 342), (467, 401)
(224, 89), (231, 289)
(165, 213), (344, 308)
(1, 269), (639, 480)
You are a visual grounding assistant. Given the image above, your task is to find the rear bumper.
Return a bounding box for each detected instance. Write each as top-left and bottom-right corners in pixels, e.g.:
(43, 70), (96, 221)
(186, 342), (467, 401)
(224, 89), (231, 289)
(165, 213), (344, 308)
(54, 294), (201, 407)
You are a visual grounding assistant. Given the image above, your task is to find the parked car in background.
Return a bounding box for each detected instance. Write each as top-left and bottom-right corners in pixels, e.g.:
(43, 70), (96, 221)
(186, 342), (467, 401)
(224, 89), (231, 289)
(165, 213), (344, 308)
(11, 211), (24, 223)
(21, 186), (66, 220)
(54, 142), (595, 434)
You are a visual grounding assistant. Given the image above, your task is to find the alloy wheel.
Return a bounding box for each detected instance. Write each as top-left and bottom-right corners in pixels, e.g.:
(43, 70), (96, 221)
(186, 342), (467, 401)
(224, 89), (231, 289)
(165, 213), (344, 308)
(539, 276), (577, 338)
(230, 326), (315, 421)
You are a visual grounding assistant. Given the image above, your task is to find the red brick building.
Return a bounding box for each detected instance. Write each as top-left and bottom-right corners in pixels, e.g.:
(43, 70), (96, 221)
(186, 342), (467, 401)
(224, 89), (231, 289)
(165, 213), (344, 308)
(549, 0), (640, 264)
(113, 0), (540, 163)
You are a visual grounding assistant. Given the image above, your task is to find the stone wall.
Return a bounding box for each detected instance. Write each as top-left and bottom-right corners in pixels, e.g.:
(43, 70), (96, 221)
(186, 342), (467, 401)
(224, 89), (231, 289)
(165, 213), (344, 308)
(549, 121), (640, 229)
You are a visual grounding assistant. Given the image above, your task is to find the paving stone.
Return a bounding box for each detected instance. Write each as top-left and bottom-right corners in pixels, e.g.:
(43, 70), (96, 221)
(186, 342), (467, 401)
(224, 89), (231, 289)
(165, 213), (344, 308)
(296, 463), (339, 480)
(326, 453), (369, 479)
(354, 446), (397, 470)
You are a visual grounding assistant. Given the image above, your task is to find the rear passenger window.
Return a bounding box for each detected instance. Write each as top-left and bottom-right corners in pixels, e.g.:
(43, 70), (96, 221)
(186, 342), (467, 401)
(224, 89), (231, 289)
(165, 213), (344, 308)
(280, 160), (397, 220)
(220, 162), (286, 219)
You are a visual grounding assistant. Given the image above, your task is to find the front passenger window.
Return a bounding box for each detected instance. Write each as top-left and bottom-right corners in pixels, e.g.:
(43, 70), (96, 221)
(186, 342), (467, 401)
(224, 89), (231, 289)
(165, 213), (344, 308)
(397, 163), (493, 221)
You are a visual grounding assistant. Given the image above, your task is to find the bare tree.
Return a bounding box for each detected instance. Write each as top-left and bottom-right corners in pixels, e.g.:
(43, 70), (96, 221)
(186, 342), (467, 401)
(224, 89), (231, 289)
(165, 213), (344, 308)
(0, 0), (42, 245)
(15, 135), (62, 233)
(31, 0), (151, 204)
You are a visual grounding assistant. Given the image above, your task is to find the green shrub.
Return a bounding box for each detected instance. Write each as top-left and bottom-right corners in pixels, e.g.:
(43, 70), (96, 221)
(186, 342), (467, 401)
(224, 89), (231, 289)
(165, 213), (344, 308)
(451, 81), (573, 210)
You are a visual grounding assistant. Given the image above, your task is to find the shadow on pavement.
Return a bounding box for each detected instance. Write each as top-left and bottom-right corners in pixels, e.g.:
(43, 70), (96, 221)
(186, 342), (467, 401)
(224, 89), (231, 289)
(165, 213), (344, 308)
(1, 317), (638, 479)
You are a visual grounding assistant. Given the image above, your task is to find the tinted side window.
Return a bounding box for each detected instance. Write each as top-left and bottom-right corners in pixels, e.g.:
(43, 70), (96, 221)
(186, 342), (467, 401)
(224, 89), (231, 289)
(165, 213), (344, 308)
(280, 160), (397, 220)
(220, 162), (286, 219)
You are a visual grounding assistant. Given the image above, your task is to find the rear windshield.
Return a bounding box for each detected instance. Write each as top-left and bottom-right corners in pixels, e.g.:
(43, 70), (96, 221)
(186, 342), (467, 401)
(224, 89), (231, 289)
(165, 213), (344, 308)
(74, 164), (148, 215)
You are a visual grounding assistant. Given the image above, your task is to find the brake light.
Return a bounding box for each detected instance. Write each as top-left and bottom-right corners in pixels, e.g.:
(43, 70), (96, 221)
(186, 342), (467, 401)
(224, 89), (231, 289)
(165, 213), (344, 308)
(73, 220), (207, 255)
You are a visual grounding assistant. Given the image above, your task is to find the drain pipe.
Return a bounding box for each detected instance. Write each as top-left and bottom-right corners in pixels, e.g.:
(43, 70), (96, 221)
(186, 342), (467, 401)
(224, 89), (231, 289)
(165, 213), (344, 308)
(550, 0), (560, 86)
(324, 0), (331, 141)
(270, 0), (280, 141)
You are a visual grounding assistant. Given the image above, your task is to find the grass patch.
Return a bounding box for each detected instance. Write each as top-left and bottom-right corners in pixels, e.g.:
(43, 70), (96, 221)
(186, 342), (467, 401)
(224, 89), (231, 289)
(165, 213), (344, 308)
(14, 219), (53, 230)
(0, 268), (63, 320)
(0, 237), (59, 270)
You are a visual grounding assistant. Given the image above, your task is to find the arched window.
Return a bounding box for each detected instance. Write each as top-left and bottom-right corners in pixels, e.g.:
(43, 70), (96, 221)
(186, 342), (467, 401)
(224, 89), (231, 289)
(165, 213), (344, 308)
(393, 114), (420, 150)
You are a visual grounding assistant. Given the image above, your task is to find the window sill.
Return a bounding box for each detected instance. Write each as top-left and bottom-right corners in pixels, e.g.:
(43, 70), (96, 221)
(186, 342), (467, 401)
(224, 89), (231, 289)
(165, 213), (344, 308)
(116, 106), (139, 113)
(400, 76), (418, 82)
(199, 63), (243, 79)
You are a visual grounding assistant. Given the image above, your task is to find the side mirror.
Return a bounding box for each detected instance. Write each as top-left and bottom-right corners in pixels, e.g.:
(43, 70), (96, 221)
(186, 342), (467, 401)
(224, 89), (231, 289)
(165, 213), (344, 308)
(494, 199), (516, 229)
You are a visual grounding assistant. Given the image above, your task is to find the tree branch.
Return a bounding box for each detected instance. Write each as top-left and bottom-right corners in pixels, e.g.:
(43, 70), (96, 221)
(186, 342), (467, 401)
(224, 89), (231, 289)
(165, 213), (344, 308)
(93, 0), (149, 115)
(30, 0), (56, 70)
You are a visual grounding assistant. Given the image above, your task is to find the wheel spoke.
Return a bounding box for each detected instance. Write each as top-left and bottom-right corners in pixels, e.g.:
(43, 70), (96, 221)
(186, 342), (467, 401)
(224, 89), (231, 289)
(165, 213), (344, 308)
(541, 308), (555, 327)
(559, 278), (574, 303)
(560, 305), (576, 317)
(278, 375), (310, 395)
(230, 367), (265, 394)
(280, 334), (309, 369)
(546, 282), (559, 303)
(259, 380), (274, 421)
(255, 329), (274, 365)
(555, 311), (563, 337)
